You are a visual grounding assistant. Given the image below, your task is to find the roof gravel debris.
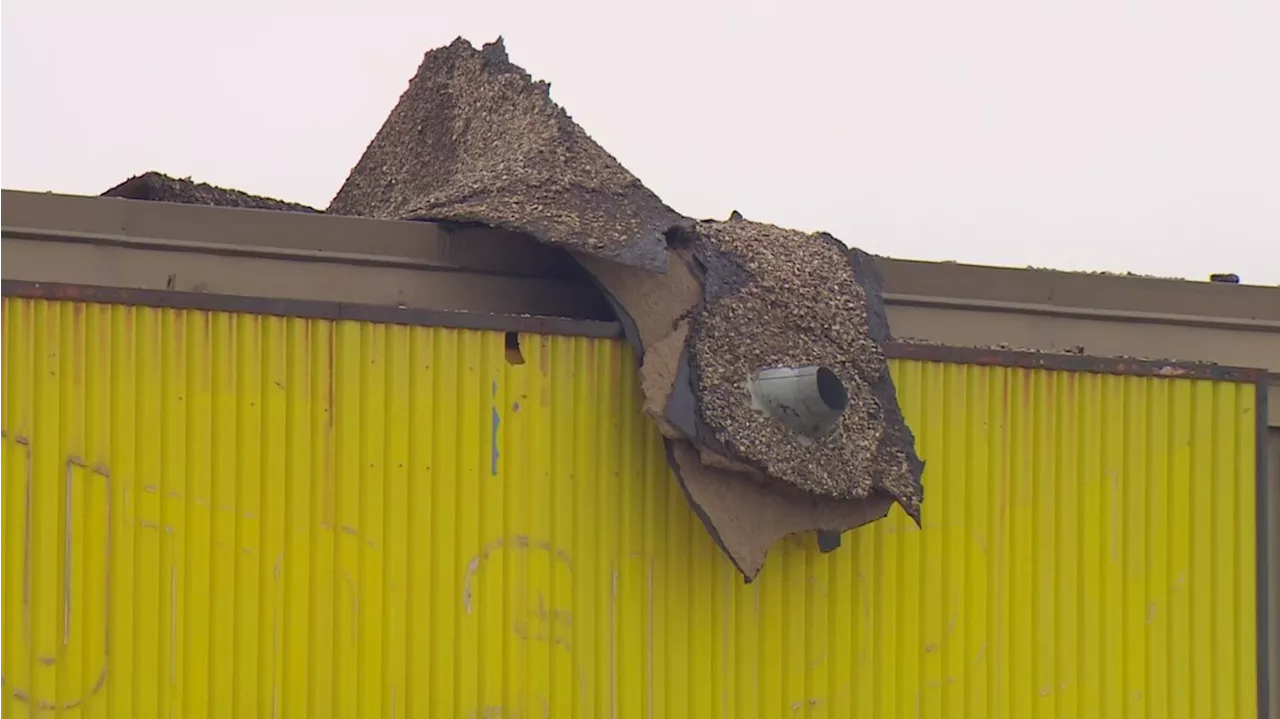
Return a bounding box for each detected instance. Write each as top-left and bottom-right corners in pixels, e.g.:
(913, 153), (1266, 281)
(102, 171), (319, 213)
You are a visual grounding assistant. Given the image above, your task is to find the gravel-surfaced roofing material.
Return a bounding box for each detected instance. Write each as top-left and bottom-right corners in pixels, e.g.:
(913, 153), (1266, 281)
(687, 217), (925, 518)
(102, 171), (320, 213)
(326, 37), (688, 273)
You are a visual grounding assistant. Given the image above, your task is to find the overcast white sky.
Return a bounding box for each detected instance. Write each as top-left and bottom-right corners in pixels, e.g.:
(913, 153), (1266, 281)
(3, 0), (1278, 283)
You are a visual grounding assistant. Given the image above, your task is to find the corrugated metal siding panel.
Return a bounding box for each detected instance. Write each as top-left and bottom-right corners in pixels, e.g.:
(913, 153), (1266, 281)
(887, 359), (1260, 719)
(0, 298), (1260, 718)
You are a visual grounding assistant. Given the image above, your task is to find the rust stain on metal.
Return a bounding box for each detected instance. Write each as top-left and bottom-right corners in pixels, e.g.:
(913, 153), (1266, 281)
(343, 572), (360, 647)
(173, 307), (185, 346)
(3, 432), (37, 644)
(0, 309), (5, 414)
(121, 303), (135, 343)
(327, 331), (336, 433)
(170, 565), (178, 685)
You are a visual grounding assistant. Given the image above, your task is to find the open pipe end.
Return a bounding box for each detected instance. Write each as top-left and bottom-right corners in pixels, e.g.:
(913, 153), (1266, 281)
(749, 365), (849, 439)
(814, 366), (849, 412)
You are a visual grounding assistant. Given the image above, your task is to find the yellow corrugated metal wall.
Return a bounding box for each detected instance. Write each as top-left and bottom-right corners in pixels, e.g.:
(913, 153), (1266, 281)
(0, 298), (1261, 718)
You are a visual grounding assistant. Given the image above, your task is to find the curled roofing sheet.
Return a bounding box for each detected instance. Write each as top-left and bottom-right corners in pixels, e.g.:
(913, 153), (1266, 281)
(581, 217), (924, 577)
(326, 37), (688, 273)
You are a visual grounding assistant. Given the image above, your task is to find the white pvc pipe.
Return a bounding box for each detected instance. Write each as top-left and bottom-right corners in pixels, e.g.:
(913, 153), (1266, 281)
(747, 365), (849, 439)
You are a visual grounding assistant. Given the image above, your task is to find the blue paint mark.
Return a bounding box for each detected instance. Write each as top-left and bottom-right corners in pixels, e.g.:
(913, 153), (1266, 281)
(490, 407), (501, 476)
(492, 381), (498, 397)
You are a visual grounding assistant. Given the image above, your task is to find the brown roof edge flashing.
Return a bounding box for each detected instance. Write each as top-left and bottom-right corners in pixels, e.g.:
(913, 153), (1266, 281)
(877, 256), (1280, 325)
(886, 340), (1270, 383)
(2, 188), (593, 282)
(1, 280), (624, 339)
(3, 192), (622, 322)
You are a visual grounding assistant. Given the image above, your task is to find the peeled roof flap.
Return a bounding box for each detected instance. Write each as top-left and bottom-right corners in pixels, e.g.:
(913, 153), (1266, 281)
(326, 37), (688, 273)
(669, 440), (896, 581)
(687, 219), (925, 516)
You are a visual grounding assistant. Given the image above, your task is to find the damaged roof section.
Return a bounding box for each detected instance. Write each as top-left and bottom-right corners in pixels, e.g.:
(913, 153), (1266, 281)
(588, 217), (924, 578)
(98, 36), (927, 581)
(327, 37), (689, 273)
(685, 218), (923, 515)
(329, 36), (925, 580)
(103, 171), (320, 213)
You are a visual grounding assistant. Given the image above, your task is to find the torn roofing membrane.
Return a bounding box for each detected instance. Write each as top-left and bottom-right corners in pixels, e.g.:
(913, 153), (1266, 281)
(598, 217), (924, 579)
(100, 36), (926, 580)
(686, 218), (924, 517)
(326, 37), (689, 273)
